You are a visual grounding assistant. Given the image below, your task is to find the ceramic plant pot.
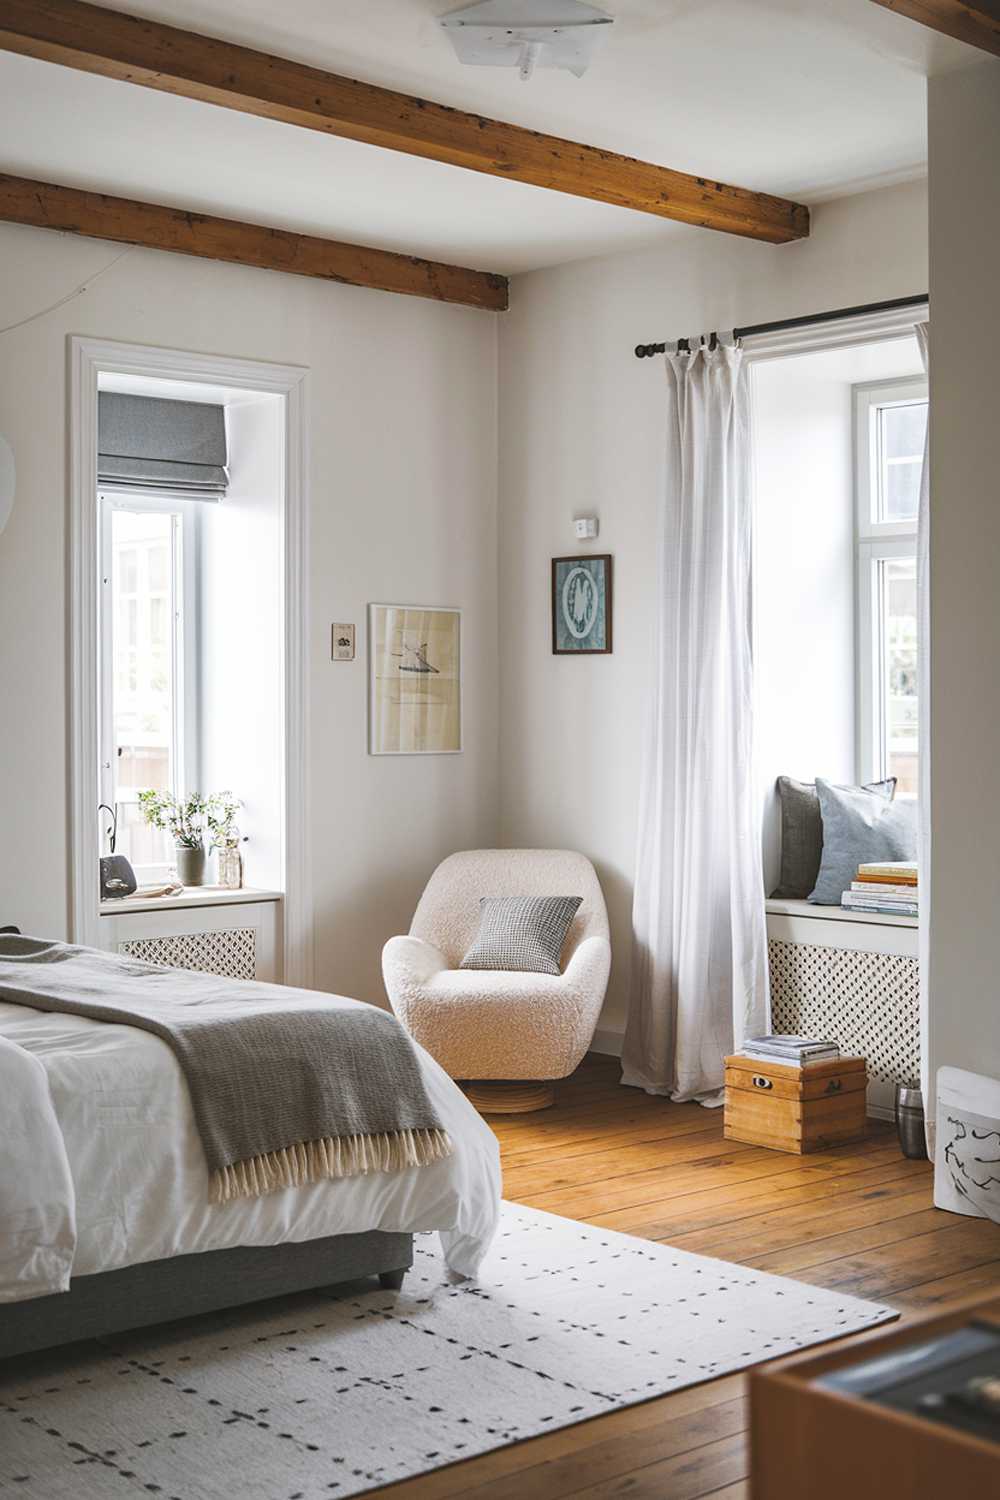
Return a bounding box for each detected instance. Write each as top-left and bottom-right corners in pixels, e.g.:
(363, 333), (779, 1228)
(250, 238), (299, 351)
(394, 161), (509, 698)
(175, 844), (206, 887)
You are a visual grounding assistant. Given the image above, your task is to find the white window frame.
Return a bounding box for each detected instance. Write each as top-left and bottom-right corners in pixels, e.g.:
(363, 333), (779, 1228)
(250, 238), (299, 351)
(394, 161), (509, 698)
(70, 338), (312, 986)
(853, 376), (927, 786)
(98, 488), (203, 879)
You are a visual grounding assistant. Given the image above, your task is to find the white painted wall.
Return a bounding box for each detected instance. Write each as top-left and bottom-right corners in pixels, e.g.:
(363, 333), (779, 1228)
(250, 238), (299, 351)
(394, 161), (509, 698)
(753, 338), (923, 894)
(498, 181), (930, 1043)
(0, 224), (499, 1006)
(926, 60), (1000, 1098)
(0, 177), (937, 1043)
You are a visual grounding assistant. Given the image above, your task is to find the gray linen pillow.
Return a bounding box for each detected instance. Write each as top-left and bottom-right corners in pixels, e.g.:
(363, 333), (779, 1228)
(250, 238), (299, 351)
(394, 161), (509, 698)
(771, 775), (896, 900)
(809, 778), (917, 905)
(460, 896), (582, 976)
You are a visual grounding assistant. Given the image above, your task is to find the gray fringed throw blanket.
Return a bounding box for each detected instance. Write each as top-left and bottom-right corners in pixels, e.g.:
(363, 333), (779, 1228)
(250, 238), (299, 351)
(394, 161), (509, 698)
(0, 935), (451, 1203)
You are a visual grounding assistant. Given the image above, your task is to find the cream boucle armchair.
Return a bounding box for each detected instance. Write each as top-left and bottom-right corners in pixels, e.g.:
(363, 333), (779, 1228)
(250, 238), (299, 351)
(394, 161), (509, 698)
(383, 849), (611, 1113)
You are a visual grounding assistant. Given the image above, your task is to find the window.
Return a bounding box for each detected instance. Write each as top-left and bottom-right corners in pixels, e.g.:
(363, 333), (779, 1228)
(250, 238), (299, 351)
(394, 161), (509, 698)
(854, 378), (927, 795)
(98, 492), (200, 876)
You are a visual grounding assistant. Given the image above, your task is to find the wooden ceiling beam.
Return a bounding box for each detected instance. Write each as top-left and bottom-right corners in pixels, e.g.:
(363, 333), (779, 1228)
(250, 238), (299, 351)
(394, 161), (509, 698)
(0, 173), (509, 310)
(870, 0), (1000, 56)
(0, 0), (810, 244)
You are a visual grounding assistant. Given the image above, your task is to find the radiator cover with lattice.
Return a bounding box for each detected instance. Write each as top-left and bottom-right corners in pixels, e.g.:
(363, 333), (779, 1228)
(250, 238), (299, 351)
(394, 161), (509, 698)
(118, 928), (257, 981)
(768, 938), (919, 1091)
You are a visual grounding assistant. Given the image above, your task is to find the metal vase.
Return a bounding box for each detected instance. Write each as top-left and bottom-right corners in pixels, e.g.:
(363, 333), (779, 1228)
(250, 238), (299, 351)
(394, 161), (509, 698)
(175, 844), (206, 887)
(895, 1082), (928, 1160)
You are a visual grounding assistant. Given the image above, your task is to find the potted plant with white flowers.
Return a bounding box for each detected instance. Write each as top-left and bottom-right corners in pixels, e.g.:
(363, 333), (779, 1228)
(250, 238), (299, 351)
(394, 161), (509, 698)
(138, 790), (243, 888)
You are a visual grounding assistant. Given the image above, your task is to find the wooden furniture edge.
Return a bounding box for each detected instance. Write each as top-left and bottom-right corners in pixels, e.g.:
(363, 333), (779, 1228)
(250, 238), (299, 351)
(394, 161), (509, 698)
(750, 1292), (1000, 1477)
(752, 1288), (1000, 1385)
(724, 1053), (866, 1080)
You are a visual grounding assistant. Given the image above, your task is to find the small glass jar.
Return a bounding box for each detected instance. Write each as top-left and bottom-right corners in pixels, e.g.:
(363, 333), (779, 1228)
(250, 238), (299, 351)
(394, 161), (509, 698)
(218, 842), (243, 890)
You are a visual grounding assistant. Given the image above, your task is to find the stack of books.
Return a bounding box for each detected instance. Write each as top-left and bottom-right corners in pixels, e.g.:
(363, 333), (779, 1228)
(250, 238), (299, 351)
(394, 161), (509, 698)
(740, 1033), (840, 1067)
(841, 860), (918, 918)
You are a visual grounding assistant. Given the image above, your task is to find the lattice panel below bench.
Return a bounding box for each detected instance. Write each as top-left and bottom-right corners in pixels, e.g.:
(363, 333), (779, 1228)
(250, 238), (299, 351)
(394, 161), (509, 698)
(769, 939), (920, 1086)
(119, 928), (257, 980)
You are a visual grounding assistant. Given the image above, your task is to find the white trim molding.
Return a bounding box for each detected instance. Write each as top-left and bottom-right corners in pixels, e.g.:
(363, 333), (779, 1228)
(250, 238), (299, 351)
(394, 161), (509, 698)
(591, 1026), (625, 1059)
(68, 337), (313, 988)
(743, 302), (929, 363)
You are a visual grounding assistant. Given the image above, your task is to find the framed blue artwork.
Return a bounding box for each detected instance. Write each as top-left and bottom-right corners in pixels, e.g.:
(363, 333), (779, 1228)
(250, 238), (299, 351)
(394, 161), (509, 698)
(551, 554), (612, 654)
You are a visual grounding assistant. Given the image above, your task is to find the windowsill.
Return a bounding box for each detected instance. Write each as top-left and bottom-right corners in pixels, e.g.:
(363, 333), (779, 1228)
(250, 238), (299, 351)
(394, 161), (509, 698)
(765, 897), (917, 930)
(100, 885), (283, 916)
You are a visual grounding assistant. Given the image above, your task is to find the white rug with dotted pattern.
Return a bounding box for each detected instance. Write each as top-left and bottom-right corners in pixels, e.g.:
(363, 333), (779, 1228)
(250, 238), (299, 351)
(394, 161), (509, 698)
(0, 1202), (895, 1498)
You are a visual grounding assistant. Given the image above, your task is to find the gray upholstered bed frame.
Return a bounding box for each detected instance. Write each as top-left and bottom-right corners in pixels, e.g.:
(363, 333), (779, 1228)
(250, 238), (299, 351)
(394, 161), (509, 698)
(0, 1230), (413, 1360)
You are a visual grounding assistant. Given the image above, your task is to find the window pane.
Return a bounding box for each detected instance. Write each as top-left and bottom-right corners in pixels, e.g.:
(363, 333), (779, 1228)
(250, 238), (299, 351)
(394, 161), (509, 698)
(883, 402), (927, 461)
(880, 555), (918, 795)
(109, 508), (178, 869)
(150, 595), (169, 647)
(120, 547), (138, 594)
(115, 798), (170, 870)
(148, 544), (169, 592)
(885, 459), (923, 522)
(877, 401), (927, 523)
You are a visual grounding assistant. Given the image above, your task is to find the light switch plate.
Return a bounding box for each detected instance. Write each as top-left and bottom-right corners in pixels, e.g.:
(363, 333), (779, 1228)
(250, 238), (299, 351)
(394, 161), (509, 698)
(331, 622), (355, 661)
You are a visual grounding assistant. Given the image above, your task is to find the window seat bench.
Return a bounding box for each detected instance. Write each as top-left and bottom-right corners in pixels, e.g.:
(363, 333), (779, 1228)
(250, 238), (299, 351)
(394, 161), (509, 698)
(764, 899), (918, 1119)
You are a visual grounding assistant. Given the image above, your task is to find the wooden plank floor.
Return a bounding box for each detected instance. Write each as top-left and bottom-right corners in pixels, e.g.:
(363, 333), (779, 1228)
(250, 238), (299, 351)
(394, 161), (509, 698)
(385, 1053), (1000, 1500)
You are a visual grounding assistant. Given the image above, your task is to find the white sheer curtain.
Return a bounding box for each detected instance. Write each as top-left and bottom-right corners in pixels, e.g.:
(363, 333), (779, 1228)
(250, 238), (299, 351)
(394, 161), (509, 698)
(915, 322), (933, 1155)
(622, 338), (769, 1104)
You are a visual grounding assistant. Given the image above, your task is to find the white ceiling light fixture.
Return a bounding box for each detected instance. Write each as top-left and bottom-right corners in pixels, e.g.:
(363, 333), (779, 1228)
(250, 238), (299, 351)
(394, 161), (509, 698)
(440, 1), (614, 83)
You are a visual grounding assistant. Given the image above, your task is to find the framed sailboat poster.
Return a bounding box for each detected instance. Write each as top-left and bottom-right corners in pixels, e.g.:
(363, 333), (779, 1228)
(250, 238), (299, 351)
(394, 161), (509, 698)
(368, 604), (462, 754)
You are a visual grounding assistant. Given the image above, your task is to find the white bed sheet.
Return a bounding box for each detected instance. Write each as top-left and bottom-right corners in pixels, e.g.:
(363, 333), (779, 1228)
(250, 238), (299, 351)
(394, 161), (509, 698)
(0, 999), (501, 1304)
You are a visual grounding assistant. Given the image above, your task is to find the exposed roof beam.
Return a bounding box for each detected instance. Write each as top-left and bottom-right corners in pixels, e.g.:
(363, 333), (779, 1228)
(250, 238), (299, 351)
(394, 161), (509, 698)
(0, 0), (810, 244)
(0, 173), (509, 310)
(870, 0), (1000, 56)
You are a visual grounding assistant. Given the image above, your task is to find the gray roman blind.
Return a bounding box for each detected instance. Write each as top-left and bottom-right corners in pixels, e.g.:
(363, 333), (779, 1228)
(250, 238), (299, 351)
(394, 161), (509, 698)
(98, 392), (228, 495)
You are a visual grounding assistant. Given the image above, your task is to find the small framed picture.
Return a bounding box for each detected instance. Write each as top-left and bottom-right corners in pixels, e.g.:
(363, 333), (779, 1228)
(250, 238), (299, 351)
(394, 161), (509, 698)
(552, 554), (612, 654)
(368, 604), (462, 754)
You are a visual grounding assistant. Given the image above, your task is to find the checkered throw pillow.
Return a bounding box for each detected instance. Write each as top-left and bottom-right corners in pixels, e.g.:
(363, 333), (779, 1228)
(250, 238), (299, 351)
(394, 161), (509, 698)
(459, 896), (583, 976)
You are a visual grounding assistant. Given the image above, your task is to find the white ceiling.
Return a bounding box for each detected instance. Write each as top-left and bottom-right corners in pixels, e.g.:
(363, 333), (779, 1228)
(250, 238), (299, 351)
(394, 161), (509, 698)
(0, 0), (982, 275)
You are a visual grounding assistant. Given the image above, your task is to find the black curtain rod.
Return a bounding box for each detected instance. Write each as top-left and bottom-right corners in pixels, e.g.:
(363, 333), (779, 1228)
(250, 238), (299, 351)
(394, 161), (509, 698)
(633, 292), (928, 359)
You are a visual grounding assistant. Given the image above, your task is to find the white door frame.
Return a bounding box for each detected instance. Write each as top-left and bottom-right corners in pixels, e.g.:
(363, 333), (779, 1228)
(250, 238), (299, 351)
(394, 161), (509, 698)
(69, 336), (313, 987)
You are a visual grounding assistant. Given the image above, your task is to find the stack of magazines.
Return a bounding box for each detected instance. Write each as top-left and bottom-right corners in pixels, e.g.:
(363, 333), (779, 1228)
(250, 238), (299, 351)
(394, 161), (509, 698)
(741, 1033), (840, 1067)
(841, 860), (918, 918)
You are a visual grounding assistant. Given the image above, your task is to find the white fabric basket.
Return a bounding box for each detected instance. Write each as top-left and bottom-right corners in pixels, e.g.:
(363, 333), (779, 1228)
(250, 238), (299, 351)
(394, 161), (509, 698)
(935, 1065), (1000, 1221)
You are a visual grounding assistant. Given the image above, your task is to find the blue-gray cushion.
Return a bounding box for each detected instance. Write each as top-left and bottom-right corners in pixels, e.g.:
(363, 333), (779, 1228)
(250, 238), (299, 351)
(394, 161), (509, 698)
(771, 775), (896, 900)
(809, 779), (918, 905)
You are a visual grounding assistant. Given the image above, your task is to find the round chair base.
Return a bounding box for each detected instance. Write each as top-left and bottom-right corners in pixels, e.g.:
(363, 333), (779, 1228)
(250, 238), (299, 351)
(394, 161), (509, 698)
(466, 1081), (555, 1115)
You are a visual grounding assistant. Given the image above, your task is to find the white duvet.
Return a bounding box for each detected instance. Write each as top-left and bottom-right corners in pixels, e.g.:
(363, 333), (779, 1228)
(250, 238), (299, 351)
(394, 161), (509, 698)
(0, 999), (501, 1305)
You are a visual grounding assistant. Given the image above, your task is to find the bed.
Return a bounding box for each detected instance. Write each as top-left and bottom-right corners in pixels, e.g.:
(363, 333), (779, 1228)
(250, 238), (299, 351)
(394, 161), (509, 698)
(0, 976), (501, 1359)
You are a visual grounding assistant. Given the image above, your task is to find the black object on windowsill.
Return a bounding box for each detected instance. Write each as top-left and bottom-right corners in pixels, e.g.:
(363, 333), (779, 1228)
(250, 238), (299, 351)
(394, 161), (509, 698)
(99, 803), (137, 901)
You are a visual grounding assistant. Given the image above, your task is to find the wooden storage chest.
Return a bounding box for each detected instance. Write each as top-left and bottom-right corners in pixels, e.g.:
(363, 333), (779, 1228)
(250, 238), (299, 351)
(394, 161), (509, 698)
(723, 1053), (867, 1153)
